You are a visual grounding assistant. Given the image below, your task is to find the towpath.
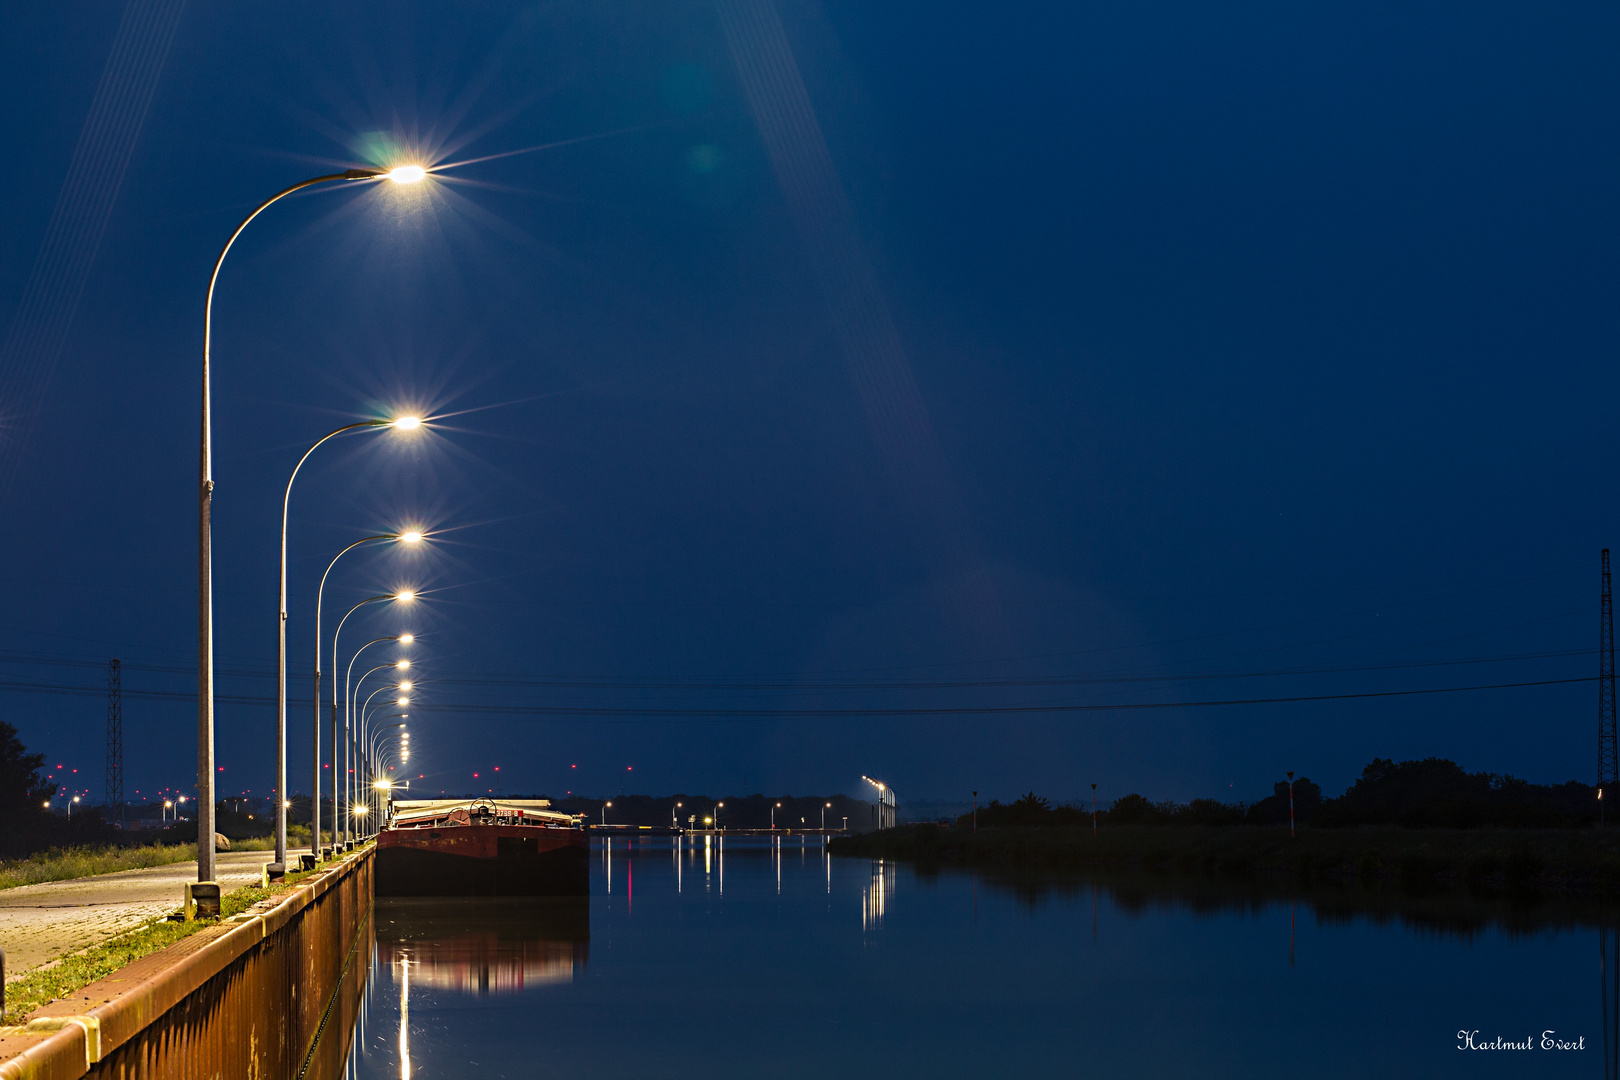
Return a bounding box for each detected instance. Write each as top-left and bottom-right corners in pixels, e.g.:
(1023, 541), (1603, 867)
(0, 851), (275, 978)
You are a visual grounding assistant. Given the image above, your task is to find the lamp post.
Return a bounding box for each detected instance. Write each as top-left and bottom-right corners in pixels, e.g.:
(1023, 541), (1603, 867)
(312, 532), (422, 860)
(198, 164), (426, 887)
(672, 801), (683, 829)
(275, 424), (420, 868)
(822, 802), (830, 831)
(602, 801), (612, 826)
(372, 778), (390, 830)
(361, 707), (409, 815)
(359, 702), (405, 793)
(325, 582), (414, 854)
(772, 802), (780, 830)
(368, 726), (406, 831)
(335, 610), (414, 844)
(715, 802), (724, 831)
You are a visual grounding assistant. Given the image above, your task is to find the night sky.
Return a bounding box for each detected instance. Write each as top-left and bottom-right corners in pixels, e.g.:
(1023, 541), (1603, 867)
(1, 1), (1615, 811)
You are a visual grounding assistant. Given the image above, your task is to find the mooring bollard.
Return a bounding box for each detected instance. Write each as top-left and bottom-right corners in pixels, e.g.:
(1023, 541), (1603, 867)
(184, 880), (222, 920)
(300, 853), (316, 871)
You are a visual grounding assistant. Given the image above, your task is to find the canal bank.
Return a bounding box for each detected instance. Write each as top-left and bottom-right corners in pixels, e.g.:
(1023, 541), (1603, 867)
(0, 848), (372, 1080)
(829, 824), (1620, 896)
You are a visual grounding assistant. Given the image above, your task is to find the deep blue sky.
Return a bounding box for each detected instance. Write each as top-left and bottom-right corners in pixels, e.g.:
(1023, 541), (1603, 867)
(1, 0), (1616, 809)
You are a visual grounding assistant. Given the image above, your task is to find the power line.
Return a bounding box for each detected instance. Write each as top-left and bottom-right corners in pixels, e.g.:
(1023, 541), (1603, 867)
(0, 672), (1573, 719)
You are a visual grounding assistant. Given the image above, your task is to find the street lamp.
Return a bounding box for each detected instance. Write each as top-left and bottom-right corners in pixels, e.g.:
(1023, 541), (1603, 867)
(336, 610), (414, 844)
(821, 802), (830, 831)
(772, 802), (780, 830)
(362, 716), (408, 831)
(313, 532), (421, 858)
(348, 655), (405, 836)
(274, 421), (422, 868)
(602, 801), (612, 826)
(364, 719), (407, 834)
(672, 801), (683, 828)
(715, 802), (724, 831)
(198, 165), (428, 886)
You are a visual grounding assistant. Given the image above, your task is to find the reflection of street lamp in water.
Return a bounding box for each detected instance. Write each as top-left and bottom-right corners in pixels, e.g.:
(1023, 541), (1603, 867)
(399, 956), (412, 1080)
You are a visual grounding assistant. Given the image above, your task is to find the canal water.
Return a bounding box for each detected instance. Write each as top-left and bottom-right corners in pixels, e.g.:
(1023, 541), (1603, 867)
(338, 836), (1607, 1078)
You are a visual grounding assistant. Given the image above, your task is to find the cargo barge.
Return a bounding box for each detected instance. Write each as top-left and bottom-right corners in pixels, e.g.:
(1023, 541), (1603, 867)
(375, 798), (589, 896)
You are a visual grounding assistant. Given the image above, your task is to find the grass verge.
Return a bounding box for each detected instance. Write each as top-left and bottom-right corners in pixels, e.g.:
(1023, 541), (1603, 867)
(0, 844), (198, 892)
(1, 855), (342, 1022)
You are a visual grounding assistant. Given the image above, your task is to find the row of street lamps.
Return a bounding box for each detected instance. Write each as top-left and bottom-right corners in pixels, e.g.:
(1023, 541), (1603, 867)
(194, 162), (435, 884)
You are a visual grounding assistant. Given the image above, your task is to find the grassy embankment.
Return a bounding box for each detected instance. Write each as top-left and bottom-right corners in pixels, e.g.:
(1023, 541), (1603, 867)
(0, 844), (199, 891)
(829, 824), (1620, 896)
(0, 846), (363, 1023)
(0, 828), (326, 892)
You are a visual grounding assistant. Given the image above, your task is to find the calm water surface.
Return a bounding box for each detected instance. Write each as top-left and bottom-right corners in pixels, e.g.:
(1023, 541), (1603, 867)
(339, 836), (1607, 1078)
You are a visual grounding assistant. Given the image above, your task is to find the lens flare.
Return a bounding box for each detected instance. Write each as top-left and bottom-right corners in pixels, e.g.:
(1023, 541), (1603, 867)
(395, 590), (415, 603)
(393, 416), (422, 430)
(399, 531), (423, 544)
(387, 166), (427, 184)
(399, 634), (415, 644)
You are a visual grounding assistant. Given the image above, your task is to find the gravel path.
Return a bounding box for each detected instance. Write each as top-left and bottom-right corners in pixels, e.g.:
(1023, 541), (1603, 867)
(0, 851), (278, 978)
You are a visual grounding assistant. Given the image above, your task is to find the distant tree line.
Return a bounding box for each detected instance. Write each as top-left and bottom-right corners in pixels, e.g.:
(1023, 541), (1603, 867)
(962, 758), (1600, 831)
(0, 720), (122, 858)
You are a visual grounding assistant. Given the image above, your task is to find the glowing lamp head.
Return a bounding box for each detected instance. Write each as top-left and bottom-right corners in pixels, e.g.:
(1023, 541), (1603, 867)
(397, 697), (410, 706)
(398, 681), (413, 691)
(392, 415), (422, 431)
(398, 634), (414, 644)
(395, 591), (415, 603)
(374, 780), (391, 790)
(387, 165), (427, 184)
(399, 531), (423, 544)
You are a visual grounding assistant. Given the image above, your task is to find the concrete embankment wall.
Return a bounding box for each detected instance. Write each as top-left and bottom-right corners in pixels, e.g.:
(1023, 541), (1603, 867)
(0, 849), (373, 1080)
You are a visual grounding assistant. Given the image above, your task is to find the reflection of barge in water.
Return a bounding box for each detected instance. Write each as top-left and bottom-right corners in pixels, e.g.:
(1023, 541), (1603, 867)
(375, 897), (590, 992)
(376, 798), (588, 896)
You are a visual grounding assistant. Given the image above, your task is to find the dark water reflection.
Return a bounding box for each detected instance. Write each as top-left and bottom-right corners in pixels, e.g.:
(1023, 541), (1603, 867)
(340, 836), (1614, 1078)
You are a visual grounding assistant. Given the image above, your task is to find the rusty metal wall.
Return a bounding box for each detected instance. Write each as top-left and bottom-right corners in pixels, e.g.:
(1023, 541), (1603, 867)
(0, 851), (373, 1080)
(94, 853), (372, 1080)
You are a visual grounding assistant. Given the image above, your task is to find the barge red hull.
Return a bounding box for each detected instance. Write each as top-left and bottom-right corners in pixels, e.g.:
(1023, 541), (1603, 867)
(375, 823), (588, 896)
